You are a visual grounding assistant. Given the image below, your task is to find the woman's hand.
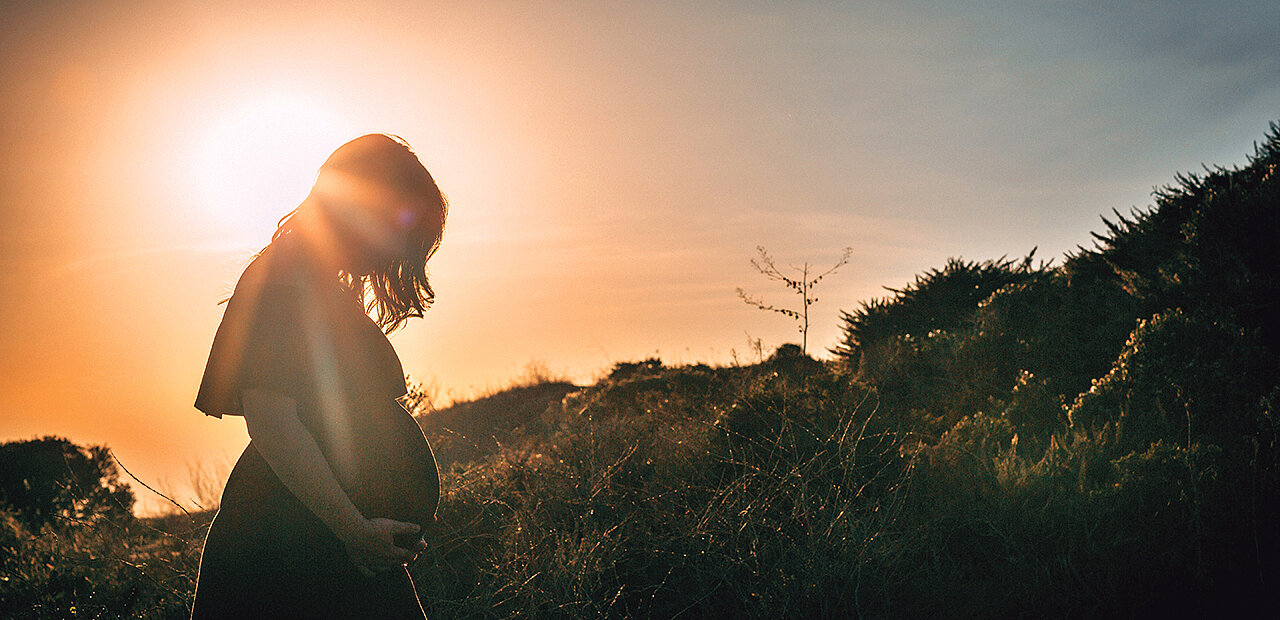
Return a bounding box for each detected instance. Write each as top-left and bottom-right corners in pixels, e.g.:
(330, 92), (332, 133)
(241, 390), (429, 576)
(340, 517), (427, 577)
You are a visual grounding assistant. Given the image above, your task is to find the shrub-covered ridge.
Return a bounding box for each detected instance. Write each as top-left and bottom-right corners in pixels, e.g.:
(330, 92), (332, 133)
(405, 124), (1280, 617)
(3, 124), (1278, 617)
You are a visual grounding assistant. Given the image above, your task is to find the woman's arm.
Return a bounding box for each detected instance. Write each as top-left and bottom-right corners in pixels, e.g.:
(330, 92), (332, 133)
(240, 388), (423, 574)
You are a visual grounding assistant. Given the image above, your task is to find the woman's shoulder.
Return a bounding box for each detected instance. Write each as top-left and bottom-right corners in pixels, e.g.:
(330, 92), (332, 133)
(233, 239), (314, 297)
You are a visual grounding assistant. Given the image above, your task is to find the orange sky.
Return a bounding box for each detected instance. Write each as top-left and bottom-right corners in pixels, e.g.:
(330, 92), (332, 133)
(2, 1), (1277, 513)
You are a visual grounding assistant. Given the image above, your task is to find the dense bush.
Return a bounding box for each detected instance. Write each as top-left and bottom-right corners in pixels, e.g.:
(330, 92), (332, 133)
(0, 436), (134, 530)
(1067, 309), (1272, 451)
(821, 122), (1280, 615)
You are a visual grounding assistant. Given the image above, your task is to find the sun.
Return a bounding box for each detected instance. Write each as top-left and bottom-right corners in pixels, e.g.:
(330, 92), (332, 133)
(187, 90), (356, 232)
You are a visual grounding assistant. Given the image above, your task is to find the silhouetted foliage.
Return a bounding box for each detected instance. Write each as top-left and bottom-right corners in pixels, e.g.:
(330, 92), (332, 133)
(0, 436), (134, 530)
(605, 357), (665, 382)
(833, 254), (1039, 368)
(1072, 122), (1280, 352)
(831, 253), (1047, 431)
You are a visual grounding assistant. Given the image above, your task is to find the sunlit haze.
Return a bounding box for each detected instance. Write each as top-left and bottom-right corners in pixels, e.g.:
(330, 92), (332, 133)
(2, 1), (1277, 513)
(187, 91), (354, 226)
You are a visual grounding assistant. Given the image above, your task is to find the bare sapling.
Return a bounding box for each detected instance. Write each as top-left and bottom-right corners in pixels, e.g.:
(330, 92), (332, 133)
(736, 245), (853, 355)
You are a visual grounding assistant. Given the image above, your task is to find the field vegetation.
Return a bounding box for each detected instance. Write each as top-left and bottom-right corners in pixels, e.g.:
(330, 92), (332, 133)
(2, 125), (1278, 617)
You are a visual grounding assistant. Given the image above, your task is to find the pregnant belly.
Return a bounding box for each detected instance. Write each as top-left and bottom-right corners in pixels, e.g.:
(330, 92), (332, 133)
(320, 401), (441, 539)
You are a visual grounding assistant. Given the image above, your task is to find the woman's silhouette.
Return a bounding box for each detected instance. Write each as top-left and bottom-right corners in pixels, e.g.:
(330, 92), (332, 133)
(191, 134), (446, 618)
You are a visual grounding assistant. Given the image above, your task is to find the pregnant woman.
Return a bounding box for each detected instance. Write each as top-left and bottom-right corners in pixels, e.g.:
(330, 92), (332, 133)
(191, 134), (446, 618)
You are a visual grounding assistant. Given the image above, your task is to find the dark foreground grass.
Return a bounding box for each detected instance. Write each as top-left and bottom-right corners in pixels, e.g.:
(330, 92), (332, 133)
(1, 507), (211, 618)
(406, 353), (1277, 619)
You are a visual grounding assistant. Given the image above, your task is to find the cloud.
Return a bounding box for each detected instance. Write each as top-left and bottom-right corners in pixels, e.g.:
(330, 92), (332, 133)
(57, 242), (257, 275)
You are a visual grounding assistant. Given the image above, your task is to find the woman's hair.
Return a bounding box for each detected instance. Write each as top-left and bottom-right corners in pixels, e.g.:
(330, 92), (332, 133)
(270, 133), (448, 333)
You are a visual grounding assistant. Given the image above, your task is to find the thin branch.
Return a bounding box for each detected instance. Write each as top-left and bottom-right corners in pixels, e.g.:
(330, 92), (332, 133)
(110, 450), (192, 519)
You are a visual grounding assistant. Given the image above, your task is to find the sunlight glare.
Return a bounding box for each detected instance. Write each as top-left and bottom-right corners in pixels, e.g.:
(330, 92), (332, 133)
(187, 91), (354, 232)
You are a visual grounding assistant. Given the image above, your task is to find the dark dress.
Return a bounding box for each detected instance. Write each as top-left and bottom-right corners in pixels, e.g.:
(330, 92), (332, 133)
(190, 241), (440, 619)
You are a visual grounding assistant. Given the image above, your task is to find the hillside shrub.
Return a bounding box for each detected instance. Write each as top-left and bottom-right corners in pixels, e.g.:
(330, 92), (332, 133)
(0, 437), (134, 530)
(1067, 309), (1272, 452)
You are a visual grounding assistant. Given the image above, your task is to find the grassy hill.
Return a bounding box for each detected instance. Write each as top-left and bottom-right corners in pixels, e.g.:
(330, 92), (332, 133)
(3, 123), (1277, 617)
(406, 123), (1280, 617)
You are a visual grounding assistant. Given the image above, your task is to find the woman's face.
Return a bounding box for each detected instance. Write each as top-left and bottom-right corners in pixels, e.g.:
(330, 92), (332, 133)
(316, 174), (422, 274)
(335, 202), (419, 274)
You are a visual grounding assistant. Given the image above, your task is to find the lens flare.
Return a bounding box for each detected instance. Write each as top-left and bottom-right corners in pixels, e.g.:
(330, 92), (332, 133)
(186, 90), (354, 231)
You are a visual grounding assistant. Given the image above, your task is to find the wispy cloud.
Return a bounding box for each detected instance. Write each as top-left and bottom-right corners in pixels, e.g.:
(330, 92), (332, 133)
(58, 241), (257, 275)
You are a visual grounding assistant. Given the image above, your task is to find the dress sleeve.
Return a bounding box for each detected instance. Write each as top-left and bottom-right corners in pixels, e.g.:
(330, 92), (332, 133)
(194, 280), (311, 418)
